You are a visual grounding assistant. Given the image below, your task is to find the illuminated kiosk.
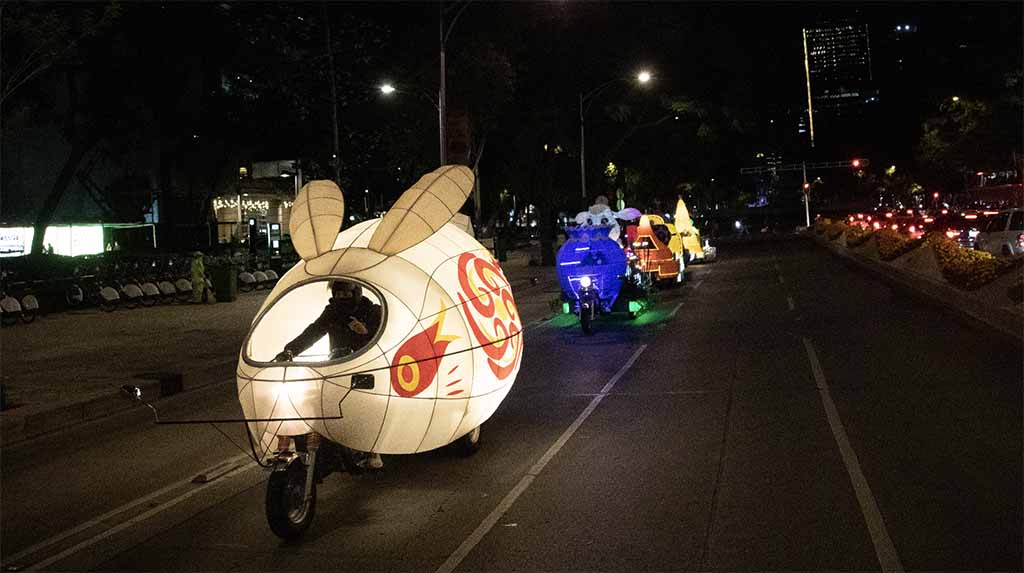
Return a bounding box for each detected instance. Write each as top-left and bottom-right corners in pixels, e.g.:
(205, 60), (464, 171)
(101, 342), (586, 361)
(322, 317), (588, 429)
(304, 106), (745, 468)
(238, 166), (523, 458)
(556, 225), (628, 313)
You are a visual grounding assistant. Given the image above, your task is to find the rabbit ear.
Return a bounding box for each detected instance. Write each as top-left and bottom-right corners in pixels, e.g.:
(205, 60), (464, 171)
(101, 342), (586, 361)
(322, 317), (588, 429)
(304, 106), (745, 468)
(616, 207), (641, 221)
(290, 180), (345, 261)
(368, 165), (473, 255)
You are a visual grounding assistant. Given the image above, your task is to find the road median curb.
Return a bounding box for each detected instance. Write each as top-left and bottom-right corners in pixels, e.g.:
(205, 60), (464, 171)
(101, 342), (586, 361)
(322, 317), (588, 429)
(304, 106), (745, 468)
(812, 234), (1023, 341)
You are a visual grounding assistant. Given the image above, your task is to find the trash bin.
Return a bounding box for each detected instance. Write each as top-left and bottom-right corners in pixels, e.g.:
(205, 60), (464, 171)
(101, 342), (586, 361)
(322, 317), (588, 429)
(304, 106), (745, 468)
(210, 265), (238, 302)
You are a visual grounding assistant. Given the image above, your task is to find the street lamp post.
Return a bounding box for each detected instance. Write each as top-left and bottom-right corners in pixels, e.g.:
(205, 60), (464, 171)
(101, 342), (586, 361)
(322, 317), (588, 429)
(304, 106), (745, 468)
(439, 0), (474, 165)
(578, 71), (652, 203)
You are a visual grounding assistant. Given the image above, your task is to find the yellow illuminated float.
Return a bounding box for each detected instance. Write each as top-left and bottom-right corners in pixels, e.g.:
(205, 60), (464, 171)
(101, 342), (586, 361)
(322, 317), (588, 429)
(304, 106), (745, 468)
(673, 198), (705, 262)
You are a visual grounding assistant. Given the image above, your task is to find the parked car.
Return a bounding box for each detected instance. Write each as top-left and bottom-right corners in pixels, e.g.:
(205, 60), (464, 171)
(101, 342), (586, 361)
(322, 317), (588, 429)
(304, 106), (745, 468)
(975, 208), (1024, 256)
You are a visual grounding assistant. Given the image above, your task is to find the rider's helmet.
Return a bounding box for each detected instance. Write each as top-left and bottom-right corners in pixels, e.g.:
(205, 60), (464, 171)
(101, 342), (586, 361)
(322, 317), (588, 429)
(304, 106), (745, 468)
(331, 280), (361, 300)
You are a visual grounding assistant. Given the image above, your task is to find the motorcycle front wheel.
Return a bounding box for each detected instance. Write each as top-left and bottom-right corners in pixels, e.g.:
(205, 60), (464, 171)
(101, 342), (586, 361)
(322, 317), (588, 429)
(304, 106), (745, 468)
(266, 458), (317, 540)
(580, 305), (593, 335)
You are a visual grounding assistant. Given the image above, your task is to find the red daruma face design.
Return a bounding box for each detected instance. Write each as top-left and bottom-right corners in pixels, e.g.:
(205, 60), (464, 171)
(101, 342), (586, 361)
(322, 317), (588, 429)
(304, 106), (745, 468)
(456, 253), (522, 380)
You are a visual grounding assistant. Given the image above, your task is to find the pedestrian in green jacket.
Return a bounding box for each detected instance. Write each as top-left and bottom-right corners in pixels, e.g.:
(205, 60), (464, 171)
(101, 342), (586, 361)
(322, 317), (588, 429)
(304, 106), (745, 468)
(190, 251), (211, 303)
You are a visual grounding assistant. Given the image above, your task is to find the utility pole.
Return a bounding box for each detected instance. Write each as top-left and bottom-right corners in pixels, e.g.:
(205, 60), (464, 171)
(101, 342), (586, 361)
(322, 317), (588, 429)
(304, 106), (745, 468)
(324, 4), (341, 187)
(579, 92), (587, 201)
(802, 161), (810, 227)
(439, 1), (447, 165)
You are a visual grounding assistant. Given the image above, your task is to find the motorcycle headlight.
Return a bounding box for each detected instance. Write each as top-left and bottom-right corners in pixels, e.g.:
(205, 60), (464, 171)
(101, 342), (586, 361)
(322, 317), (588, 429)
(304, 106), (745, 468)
(578, 275), (592, 288)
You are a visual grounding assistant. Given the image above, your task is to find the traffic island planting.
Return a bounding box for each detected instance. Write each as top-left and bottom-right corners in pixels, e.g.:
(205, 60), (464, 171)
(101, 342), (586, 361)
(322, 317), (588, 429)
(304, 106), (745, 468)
(925, 233), (1023, 290)
(814, 219), (1022, 292)
(810, 219), (1023, 338)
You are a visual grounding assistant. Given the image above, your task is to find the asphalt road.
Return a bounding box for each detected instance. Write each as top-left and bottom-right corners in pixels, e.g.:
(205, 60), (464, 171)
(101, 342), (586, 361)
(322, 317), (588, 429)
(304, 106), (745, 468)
(3, 236), (1020, 571)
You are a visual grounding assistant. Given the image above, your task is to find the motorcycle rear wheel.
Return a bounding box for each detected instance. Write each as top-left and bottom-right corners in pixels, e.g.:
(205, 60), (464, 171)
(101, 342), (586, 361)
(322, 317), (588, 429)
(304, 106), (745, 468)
(580, 307), (593, 335)
(266, 459), (317, 540)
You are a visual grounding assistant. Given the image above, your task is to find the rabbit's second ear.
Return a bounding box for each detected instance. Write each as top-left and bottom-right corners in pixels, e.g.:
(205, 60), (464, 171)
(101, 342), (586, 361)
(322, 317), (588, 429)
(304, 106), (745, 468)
(368, 165), (473, 255)
(290, 180), (345, 261)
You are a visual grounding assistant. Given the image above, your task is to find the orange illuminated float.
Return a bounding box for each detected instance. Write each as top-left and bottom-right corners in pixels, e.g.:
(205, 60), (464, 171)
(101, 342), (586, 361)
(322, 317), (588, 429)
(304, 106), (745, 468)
(625, 215), (682, 284)
(124, 166), (523, 540)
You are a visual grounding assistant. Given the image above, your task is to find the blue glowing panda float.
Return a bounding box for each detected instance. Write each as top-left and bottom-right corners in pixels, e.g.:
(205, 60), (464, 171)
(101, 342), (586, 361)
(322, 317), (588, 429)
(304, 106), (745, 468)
(556, 199), (640, 313)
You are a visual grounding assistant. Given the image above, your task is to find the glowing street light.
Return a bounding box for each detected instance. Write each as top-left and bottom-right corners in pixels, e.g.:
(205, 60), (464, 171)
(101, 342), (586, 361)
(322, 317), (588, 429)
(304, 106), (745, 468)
(951, 96), (960, 102)
(579, 70), (655, 200)
(379, 83), (396, 95)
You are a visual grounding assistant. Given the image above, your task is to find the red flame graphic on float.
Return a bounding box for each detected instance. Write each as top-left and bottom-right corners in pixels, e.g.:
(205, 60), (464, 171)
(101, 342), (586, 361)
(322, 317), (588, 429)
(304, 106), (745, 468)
(456, 253), (522, 380)
(390, 304), (457, 397)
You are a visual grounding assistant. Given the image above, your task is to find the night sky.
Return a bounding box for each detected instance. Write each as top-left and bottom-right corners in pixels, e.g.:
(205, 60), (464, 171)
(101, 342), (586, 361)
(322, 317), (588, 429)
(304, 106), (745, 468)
(1, 1), (1020, 225)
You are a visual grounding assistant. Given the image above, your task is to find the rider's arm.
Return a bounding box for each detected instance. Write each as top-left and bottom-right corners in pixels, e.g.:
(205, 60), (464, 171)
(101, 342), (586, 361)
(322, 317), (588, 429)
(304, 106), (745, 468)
(282, 309), (331, 358)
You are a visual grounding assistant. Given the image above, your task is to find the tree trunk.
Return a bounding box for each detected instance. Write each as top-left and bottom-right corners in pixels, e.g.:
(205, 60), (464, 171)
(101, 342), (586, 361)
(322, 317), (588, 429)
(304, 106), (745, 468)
(30, 137), (96, 254)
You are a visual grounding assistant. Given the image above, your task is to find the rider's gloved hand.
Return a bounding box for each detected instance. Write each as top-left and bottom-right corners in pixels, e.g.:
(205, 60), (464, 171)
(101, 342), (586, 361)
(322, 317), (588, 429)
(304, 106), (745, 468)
(273, 349), (294, 363)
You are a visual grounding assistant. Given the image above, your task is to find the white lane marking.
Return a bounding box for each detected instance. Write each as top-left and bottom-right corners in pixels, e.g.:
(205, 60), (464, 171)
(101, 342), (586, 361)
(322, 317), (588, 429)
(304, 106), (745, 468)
(26, 460), (257, 571)
(7, 453), (252, 566)
(436, 345), (649, 573)
(694, 279), (706, 290)
(787, 296), (795, 311)
(668, 302), (684, 318)
(802, 338), (904, 572)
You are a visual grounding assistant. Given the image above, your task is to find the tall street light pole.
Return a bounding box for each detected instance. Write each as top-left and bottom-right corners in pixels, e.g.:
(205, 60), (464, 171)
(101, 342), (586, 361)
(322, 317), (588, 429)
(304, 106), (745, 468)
(439, 0), (473, 166)
(579, 71), (652, 203)
(324, 3), (341, 187)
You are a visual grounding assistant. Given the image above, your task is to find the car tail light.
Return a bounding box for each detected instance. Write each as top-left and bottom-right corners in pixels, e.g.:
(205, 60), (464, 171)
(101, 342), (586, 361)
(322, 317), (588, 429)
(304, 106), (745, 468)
(891, 224), (899, 231)
(885, 213), (893, 218)
(945, 230), (959, 239)
(857, 214), (864, 219)
(941, 209), (948, 214)
(1018, 234), (1024, 248)
(873, 222), (881, 230)
(924, 217), (933, 223)
(909, 225), (917, 233)
(964, 214), (977, 220)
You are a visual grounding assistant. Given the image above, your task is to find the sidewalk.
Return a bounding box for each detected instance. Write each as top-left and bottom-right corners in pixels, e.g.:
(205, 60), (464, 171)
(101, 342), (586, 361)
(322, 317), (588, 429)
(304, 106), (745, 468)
(0, 246), (561, 449)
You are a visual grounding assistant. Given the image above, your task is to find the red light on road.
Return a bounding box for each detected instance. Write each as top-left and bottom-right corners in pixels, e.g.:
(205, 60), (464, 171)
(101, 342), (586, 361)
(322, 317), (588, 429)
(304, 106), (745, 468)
(976, 171), (984, 176)
(873, 222), (882, 230)
(851, 159), (861, 168)
(983, 211), (999, 215)
(906, 209), (914, 215)
(941, 209), (948, 214)
(964, 214), (978, 219)
(924, 217), (934, 223)
(885, 212), (893, 218)
(909, 226), (917, 233)
(932, 192), (940, 199)
(857, 214), (864, 219)
(945, 230), (959, 239)
(891, 224), (899, 230)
